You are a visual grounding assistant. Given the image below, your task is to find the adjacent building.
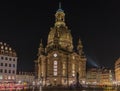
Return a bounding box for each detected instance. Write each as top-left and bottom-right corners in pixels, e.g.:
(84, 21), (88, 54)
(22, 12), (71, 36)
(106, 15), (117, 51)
(86, 67), (114, 86)
(99, 68), (113, 86)
(0, 42), (17, 83)
(16, 72), (35, 85)
(115, 58), (120, 85)
(86, 68), (98, 85)
(35, 5), (87, 86)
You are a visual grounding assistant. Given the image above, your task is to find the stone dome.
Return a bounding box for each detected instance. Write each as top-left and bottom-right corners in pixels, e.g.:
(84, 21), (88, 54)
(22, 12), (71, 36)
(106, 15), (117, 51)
(47, 25), (73, 51)
(47, 6), (74, 51)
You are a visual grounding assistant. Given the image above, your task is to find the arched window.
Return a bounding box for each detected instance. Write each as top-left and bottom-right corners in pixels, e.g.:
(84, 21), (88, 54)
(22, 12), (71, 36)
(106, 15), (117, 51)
(53, 61), (57, 76)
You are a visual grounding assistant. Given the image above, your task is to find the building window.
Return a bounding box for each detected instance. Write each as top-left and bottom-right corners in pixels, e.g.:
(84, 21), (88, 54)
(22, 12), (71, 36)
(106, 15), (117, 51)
(13, 64), (15, 67)
(9, 58), (11, 61)
(12, 76), (15, 79)
(1, 46), (3, 49)
(63, 63), (66, 69)
(5, 57), (8, 60)
(54, 66), (57, 68)
(5, 63), (7, 67)
(5, 69), (7, 73)
(0, 75), (3, 79)
(72, 64), (75, 70)
(63, 70), (65, 76)
(13, 58), (15, 61)
(53, 61), (57, 76)
(72, 64), (75, 77)
(9, 70), (11, 73)
(8, 76), (11, 79)
(4, 75), (7, 79)
(1, 56), (3, 60)
(9, 64), (11, 67)
(54, 72), (57, 76)
(13, 70), (15, 74)
(1, 63), (3, 66)
(0, 69), (3, 73)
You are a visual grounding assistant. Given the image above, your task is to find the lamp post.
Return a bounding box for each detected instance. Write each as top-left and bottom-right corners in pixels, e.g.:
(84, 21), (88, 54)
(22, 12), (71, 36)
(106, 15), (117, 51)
(39, 78), (42, 91)
(32, 81), (35, 91)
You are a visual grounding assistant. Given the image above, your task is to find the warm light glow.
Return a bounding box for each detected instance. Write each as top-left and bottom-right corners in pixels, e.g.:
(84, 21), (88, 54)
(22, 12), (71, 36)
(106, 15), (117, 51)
(53, 53), (57, 57)
(1, 46), (3, 49)
(5, 47), (8, 50)
(8, 76), (11, 79)
(72, 74), (75, 77)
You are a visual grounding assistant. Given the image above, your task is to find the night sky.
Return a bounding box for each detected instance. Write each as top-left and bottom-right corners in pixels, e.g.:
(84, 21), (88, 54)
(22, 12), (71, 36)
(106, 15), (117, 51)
(0, 0), (120, 72)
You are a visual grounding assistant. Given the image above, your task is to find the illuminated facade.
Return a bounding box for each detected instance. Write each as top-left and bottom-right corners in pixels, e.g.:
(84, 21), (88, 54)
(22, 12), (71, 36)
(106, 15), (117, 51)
(115, 58), (120, 84)
(0, 42), (17, 82)
(16, 72), (35, 84)
(35, 5), (86, 86)
(86, 67), (114, 85)
(99, 68), (113, 85)
(86, 68), (98, 85)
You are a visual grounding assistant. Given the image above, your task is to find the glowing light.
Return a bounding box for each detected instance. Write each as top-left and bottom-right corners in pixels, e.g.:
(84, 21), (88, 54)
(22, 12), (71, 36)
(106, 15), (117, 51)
(53, 53), (57, 57)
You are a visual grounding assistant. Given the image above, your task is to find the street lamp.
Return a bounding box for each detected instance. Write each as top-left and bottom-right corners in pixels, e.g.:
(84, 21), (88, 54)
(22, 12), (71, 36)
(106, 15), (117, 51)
(39, 78), (42, 91)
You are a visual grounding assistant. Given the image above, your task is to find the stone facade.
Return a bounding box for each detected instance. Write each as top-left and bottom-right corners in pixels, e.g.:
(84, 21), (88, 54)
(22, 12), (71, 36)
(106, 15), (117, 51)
(0, 42), (17, 83)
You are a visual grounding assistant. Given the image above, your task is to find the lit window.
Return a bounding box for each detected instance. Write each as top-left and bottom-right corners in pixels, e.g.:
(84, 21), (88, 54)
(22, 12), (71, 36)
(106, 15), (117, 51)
(4, 43), (6, 45)
(63, 64), (66, 69)
(73, 56), (75, 59)
(4, 75), (7, 79)
(9, 48), (11, 51)
(54, 69), (57, 71)
(72, 64), (75, 70)
(5, 47), (8, 50)
(53, 61), (58, 76)
(72, 70), (75, 73)
(0, 75), (3, 79)
(54, 61), (57, 65)
(12, 76), (15, 79)
(8, 76), (11, 79)
(54, 66), (57, 68)
(72, 74), (75, 77)
(54, 72), (57, 76)
(1, 46), (3, 49)
(63, 70), (65, 76)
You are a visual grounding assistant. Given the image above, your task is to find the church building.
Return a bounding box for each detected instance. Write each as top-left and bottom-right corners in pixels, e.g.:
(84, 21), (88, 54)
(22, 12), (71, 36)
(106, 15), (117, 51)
(35, 4), (87, 86)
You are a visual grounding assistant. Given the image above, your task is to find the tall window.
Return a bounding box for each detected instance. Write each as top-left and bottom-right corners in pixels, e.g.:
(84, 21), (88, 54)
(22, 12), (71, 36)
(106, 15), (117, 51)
(63, 63), (66, 76)
(72, 64), (75, 76)
(53, 61), (57, 76)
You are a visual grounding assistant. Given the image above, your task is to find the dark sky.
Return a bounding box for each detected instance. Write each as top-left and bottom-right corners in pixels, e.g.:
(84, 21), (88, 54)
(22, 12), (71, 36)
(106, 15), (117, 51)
(0, 0), (120, 71)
